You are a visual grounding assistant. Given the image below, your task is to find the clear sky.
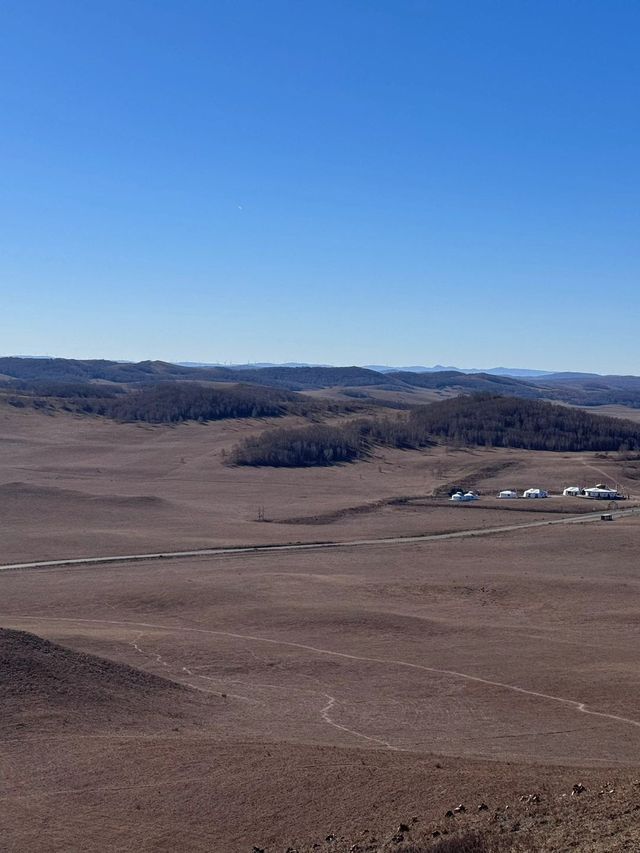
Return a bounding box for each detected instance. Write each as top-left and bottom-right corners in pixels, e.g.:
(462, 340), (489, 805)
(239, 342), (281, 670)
(2, 1), (639, 373)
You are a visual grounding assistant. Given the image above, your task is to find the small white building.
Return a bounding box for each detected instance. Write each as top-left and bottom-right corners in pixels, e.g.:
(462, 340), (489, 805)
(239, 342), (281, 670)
(523, 488), (548, 498)
(563, 486), (582, 497)
(583, 485), (619, 500)
(498, 489), (518, 499)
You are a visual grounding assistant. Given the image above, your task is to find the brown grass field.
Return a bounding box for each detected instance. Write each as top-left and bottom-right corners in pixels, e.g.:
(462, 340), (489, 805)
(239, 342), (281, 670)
(2, 406), (640, 851)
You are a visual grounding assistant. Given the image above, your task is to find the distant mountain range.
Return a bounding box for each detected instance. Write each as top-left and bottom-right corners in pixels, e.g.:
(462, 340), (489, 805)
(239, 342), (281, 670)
(2, 356), (640, 408)
(10, 357), (597, 379)
(176, 361), (556, 378)
(363, 365), (556, 378)
(176, 361), (334, 370)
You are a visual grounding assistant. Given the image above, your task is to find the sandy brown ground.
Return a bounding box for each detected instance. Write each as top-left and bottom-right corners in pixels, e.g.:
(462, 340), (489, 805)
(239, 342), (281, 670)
(1, 406), (637, 564)
(2, 516), (640, 851)
(3, 408), (640, 851)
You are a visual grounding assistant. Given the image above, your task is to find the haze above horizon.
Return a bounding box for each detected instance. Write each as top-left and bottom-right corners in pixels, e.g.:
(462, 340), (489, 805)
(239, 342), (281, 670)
(2, 1), (639, 374)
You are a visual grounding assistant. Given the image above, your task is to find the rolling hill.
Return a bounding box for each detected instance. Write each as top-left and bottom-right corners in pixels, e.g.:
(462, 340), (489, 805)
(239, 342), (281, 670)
(3, 357), (640, 408)
(1, 628), (221, 734)
(409, 394), (640, 452)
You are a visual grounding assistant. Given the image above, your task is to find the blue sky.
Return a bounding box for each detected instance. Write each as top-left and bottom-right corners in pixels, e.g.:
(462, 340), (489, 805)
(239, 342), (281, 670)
(2, 0), (639, 373)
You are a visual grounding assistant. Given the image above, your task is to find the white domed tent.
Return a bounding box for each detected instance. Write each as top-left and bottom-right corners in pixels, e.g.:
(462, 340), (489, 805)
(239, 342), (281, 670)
(450, 491), (478, 502)
(523, 488), (548, 498)
(498, 489), (518, 499)
(563, 486), (582, 497)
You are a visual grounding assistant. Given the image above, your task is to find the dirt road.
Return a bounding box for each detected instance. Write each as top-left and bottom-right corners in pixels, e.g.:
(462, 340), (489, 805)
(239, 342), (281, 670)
(3, 505), (638, 573)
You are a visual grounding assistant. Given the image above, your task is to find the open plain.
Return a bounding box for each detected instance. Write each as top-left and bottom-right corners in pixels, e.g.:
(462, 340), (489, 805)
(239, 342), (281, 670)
(2, 406), (640, 851)
(2, 404), (637, 563)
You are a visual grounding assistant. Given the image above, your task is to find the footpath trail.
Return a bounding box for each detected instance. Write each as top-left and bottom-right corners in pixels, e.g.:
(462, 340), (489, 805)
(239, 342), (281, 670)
(8, 614), (640, 748)
(1, 506), (639, 574)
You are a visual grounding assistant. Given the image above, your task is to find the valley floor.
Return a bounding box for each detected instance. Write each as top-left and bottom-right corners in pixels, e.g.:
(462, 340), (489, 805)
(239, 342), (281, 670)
(2, 409), (640, 851)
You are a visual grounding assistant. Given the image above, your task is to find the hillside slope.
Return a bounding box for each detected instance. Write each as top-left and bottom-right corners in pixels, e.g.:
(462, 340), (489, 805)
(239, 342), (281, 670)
(0, 628), (221, 734)
(411, 394), (640, 452)
(4, 357), (640, 408)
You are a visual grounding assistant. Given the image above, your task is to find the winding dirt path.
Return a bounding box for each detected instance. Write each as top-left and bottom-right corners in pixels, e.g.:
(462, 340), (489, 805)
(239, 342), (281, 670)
(8, 615), (640, 740)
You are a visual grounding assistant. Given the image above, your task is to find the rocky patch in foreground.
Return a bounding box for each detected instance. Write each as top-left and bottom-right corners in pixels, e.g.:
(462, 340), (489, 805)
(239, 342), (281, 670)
(266, 777), (640, 852)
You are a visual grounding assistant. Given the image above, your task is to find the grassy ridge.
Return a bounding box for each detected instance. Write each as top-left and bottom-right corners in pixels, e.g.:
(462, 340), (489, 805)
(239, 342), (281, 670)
(231, 423), (365, 466)
(230, 395), (640, 466)
(102, 383), (296, 423)
(2, 380), (364, 424)
(230, 416), (435, 466)
(4, 358), (640, 405)
(410, 394), (640, 452)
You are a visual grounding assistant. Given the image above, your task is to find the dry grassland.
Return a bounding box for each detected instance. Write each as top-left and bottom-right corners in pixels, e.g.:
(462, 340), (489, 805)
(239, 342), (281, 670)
(1, 406), (637, 564)
(2, 407), (640, 851)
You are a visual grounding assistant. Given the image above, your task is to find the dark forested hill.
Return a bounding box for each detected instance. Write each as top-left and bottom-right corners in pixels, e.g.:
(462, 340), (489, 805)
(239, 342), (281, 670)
(540, 374), (640, 407)
(409, 394), (640, 452)
(101, 382), (298, 423)
(387, 370), (541, 396)
(0, 359), (403, 391)
(2, 378), (362, 423)
(226, 365), (406, 390)
(3, 358), (640, 408)
(230, 393), (640, 466)
(0, 357), (234, 384)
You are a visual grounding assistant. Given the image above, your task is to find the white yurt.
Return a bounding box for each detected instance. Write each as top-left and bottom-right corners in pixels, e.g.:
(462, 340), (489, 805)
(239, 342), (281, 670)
(498, 490), (518, 499)
(450, 491), (478, 502)
(523, 488), (548, 498)
(563, 486), (582, 497)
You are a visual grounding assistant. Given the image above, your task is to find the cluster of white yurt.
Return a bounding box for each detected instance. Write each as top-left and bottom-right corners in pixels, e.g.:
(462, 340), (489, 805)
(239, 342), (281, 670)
(490, 483), (624, 501)
(470, 483), (622, 502)
(497, 488), (548, 499)
(450, 490), (479, 502)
